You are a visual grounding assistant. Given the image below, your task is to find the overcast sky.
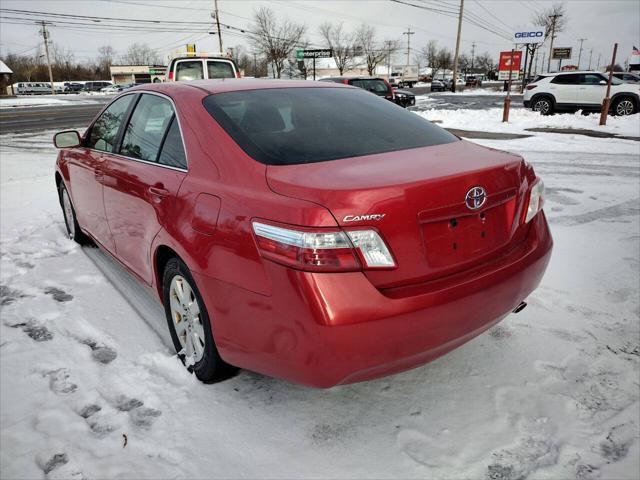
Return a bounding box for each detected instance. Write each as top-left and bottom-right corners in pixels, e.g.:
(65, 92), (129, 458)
(1, 0), (639, 70)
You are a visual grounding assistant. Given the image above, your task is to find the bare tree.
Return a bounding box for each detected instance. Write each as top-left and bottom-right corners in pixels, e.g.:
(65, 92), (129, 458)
(120, 43), (160, 65)
(474, 52), (495, 73)
(319, 22), (356, 75)
(421, 41), (453, 79)
(356, 25), (395, 76)
(251, 7), (306, 78)
(533, 3), (567, 39)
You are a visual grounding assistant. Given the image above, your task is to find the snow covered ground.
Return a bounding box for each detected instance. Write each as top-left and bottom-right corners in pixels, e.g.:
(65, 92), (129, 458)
(1, 121), (639, 478)
(0, 95), (112, 109)
(415, 106), (640, 138)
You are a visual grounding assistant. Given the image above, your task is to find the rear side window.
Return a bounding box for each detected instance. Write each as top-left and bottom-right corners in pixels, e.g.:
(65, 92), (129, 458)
(581, 74), (605, 85)
(120, 94), (174, 161)
(87, 94), (135, 152)
(207, 61), (235, 79)
(158, 118), (187, 169)
(203, 87), (458, 166)
(551, 74), (580, 85)
(176, 60), (204, 81)
(350, 79), (389, 95)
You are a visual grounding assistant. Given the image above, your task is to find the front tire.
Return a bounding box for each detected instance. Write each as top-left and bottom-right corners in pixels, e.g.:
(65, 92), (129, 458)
(612, 96), (637, 116)
(162, 257), (236, 382)
(532, 96), (554, 115)
(58, 183), (90, 244)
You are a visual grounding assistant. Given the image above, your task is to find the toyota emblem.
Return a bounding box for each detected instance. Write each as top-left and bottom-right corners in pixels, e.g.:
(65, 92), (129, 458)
(465, 186), (487, 210)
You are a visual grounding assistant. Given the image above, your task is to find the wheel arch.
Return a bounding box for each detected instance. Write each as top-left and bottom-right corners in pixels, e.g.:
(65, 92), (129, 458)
(611, 92), (639, 108)
(154, 244), (185, 302)
(530, 92), (556, 106)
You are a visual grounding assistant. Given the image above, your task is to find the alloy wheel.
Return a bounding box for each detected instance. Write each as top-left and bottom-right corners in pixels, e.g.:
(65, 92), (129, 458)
(169, 275), (206, 363)
(61, 189), (76, 239)
(616, 100), (635, 116)
(533, 99), (550, 114)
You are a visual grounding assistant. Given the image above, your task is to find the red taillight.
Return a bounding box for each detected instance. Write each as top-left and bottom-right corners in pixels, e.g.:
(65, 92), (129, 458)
(526, 84), (537, 90)
(235, 70), (241, 78)
(383, 79), (395, 99)
(253, 222), (359, 272)
(168, 70), (174, 81)
(252, 221), (395, 272)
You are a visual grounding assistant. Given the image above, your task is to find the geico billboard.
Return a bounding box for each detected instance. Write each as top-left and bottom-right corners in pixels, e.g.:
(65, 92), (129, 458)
(513, 29), (545, 44)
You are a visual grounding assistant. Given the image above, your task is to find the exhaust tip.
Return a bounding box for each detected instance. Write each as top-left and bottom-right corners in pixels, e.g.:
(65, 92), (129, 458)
(512, 301), (527, 314)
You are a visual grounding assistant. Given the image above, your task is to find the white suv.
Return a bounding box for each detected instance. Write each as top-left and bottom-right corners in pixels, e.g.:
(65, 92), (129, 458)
(524, 71), (639, 116)
(167, 54), (239, 82)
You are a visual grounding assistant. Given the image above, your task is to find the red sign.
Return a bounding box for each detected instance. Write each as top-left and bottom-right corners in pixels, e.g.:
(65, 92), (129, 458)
(498, 51), (523, 71)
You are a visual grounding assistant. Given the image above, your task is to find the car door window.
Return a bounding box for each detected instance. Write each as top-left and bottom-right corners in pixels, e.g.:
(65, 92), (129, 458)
(176, 60), (204, 81)
(86, 94), (135, 152)
(581, 74), (605, 85)
(120, 94), (174, 162)
(157, 117), (187, 169)
(207, 61), (235, 79)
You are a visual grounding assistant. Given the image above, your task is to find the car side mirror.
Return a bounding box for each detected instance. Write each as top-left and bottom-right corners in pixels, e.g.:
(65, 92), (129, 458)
(599, 80), (607, 85)
(53, 130), (81, 148)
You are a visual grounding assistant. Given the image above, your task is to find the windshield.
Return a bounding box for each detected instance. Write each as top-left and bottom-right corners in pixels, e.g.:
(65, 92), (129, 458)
(203, 87), (457, 166)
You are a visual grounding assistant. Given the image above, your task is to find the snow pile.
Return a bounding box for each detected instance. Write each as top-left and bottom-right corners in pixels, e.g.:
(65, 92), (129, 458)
(416, 106), (640, 137)
(0, 129), (638, 479)
(0, 95), (111, 109)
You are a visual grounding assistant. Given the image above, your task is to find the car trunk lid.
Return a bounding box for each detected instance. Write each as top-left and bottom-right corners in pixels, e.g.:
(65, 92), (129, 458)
(266, 140), (528, 289)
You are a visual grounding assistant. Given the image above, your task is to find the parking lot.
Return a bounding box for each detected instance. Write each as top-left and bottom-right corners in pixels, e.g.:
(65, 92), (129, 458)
(1, 87), (638, 479)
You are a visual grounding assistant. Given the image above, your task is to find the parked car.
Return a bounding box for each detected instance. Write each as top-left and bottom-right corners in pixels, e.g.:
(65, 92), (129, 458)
(465, 75), (483, 87)
(13, 82), (51, 95)
(167, 53), (239, 81)
(430, 79), (446, 92)
(53, 80), (552, 387)
(524, 71), (639, 115)
(612, 72), (640, 84)
(319, 76), (399, 104)
(63, 82), (83, 93)
(392, 88), (416, 107)
(100, 84), (125, 93)
(83, 81), (112, 92)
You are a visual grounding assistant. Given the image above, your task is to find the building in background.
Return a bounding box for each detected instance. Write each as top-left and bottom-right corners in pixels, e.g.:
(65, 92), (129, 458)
(109, 65), (166, 85)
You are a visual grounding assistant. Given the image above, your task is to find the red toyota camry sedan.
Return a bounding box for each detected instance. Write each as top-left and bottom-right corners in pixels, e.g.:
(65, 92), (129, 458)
(53, 80), (552, 387)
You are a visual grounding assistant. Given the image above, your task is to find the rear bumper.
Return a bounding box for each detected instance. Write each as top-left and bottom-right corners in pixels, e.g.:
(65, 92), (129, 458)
(195, 212), (552, 387)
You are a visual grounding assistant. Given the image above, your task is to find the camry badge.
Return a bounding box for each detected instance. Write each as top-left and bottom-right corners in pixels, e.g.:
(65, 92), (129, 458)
(343, 214), (386, 222)
(465, 186), (487, 210)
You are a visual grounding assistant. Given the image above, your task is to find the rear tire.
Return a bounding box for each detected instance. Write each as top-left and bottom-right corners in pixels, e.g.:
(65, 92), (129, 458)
(612, 96), (637, 116)
(532, 96), (554, 115)
(58, 183), (90, 245)
(162, 257), (236, 383)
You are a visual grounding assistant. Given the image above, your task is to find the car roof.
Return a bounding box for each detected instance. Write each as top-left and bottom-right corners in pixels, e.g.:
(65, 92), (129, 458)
(127, 79), (350, 96)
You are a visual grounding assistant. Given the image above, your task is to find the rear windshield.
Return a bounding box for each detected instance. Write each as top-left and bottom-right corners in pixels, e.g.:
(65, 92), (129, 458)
(349, 79), (389, 95)
(203, 87), (457, 165)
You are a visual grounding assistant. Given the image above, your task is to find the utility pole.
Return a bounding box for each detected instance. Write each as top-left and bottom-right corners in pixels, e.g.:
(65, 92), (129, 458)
(402, 27), (414, 67)
(541, 51), (546, 73)
(588, 48), (593, 69)
(600, 43), (617, 126)
(471, 41), (476, 69)
(597, 53), (602, 70)
(546, 13), (561, 72)
(577, 38), (587, 69)
(38, 21), (55, 95)
(451, 0), (464, 93)
(213, 0), (223, 53)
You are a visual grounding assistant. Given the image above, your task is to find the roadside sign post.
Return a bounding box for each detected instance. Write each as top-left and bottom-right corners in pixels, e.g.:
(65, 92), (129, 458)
(296, 49), (332, 80)
(503, 49), (515, 123)
(551, 47), (572, 71)
(600, 43), (618, 126)
(513, 28), (544, 93)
